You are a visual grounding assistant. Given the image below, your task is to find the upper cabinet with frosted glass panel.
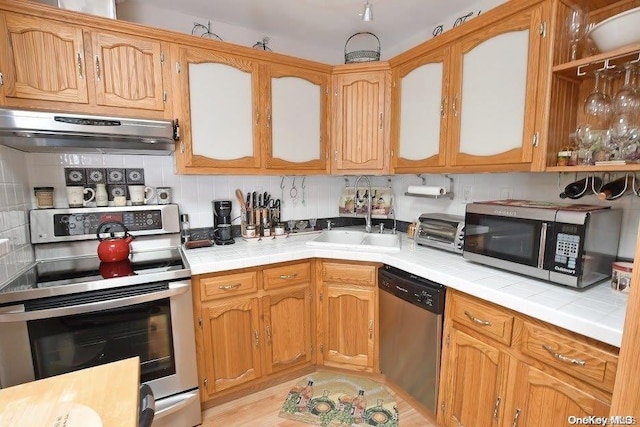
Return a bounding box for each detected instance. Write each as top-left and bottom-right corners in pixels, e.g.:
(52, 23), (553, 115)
(543, 0), (640, 172)
(392, 48), (451, 173)
(448, 2), (547, 171)
(263, 64), (329, 173)
(173, 45), (330, 175)
(390, 0), (549, 173)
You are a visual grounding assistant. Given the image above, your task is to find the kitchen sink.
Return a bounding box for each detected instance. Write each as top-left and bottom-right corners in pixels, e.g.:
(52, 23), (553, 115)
(306, 229), (400, 252)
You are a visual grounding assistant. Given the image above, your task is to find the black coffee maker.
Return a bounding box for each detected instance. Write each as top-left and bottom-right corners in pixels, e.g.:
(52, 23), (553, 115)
(212, 199), (235, 245)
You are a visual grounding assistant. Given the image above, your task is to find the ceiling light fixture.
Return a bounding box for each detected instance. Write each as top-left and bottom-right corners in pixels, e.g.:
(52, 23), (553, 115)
(361, 1), (373, 21)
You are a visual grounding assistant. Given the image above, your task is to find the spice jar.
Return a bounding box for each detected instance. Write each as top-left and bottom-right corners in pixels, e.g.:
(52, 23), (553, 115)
(34, 187), (54, 209)
(274, 223), (286, 236)
(245, 225), (257, 238)
(556, 150), (572, 166)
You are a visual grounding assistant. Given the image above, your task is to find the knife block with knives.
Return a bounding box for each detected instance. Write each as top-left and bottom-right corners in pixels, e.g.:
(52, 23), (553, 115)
(236, 189), (281, 237)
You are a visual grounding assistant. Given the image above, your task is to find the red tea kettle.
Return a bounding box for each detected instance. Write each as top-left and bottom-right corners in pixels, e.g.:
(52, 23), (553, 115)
(97, 221), (135, 262)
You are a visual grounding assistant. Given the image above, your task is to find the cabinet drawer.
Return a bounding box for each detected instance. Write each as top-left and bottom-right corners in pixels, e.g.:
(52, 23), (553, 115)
(450, 293), (514, 346)
(519, 321), (618, 393)
(263, 262), (311, 290)
(199, 271), (258, 301)
(322, 262), (377, 286)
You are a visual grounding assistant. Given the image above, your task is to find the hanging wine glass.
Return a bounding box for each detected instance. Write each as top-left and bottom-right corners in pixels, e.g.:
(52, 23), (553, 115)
(610, 63), (640, 161)
(566, 9), (587, 61)
(601, 73), (615, 124)
(583, 71), (606, 119)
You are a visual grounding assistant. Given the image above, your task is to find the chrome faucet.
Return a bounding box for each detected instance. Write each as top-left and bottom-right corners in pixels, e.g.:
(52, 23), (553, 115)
(354, 175), (372, 233)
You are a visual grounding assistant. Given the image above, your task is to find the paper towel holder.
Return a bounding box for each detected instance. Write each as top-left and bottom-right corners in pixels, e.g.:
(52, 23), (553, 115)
(405, 174), (454, 200)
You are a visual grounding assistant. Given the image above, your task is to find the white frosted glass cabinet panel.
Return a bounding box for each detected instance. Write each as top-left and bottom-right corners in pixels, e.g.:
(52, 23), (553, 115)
(271, 77), (321, 163)
(399, 63), (443, 160)
(189, 63), (253, 160)
(459, 30), (529, 156)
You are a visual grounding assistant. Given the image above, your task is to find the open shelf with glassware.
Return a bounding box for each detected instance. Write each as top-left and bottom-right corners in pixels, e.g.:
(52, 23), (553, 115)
(545, 0), (640, 173)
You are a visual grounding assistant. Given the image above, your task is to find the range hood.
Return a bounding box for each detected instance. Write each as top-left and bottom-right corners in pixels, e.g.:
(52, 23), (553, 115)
(0, 108), (177, 155)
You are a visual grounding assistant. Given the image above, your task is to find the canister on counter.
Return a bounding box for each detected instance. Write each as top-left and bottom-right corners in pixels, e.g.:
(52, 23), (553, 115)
(34, 187), (54, 209)
(245, 225), (257, 238)
(611, 261), (633, 293)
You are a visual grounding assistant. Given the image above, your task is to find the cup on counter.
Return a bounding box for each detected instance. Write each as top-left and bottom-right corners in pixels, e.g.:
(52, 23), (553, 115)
(66, 186), (95, 208)
(157, 187), (172, 205)
(128, 185), (154, 206)
(611, 261), (633, 293)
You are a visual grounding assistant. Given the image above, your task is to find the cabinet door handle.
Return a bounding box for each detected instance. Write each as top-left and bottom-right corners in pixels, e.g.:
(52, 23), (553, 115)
(511, 408), (521, 427)
(464, 310), (492, 326)
(542, 344), (586, 366)
(279, 273), (298, 280)
(255, 108), (260, 126)
(77, 52), (84, 79)
(379, 112), (383, 130)
(254, 330), (260, 347)
(493, 396), (501, 422)
(334, 150), (338, 161)
(266, 107), (271, 128)
(453, 95), (458, 117)
(369, 320), (373, 339)
(440, 97), (446, 118)
(265, 325), (271, 343)
(95, 56), (101, 81)
(218, 283), (241, 290)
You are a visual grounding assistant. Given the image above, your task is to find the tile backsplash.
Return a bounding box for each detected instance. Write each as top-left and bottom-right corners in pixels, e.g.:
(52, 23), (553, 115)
(0, 146), (34, 284)
(22, 151), (640, 260)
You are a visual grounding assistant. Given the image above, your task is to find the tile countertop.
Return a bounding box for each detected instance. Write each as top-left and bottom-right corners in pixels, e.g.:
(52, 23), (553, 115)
(182, 232), (628, 348)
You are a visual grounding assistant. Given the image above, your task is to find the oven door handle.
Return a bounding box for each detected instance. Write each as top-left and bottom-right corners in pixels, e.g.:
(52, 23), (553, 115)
(537, 223), (548, 269)
(0, 281), (190, 323)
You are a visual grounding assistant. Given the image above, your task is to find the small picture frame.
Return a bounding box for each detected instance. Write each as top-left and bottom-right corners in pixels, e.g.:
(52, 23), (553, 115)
(107, 184), (127, 201)
(106, 168), (126, 185)
(125, 168), (145, 184)
(86, 168), (106, 185)
(64, 168), (86, 186)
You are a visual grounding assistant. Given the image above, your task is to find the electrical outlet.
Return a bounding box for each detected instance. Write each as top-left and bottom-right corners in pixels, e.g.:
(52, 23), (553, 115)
(462, 187), (473, 202)
(500, 187), (513, 199)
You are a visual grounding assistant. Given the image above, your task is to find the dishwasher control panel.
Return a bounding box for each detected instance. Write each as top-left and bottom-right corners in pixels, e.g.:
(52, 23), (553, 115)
(379, 264), (445, 314)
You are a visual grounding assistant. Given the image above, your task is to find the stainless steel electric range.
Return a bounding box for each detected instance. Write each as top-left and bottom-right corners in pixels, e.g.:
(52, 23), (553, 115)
(0, 204), (201, 427)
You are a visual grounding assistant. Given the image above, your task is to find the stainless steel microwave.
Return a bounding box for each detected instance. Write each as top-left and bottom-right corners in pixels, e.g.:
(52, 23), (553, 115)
(463, 200), (622, 288)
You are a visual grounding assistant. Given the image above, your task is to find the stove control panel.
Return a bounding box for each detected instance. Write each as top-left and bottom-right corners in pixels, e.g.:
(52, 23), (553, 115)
(53, 211), (163, 236)
(30, 205), (181, 243)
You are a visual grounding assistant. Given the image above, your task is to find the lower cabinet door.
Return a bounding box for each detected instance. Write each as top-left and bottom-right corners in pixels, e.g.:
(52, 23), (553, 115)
(322, 286), (375, 370)
(262, 286), (313, 374)
(505, 361), (610, 427)
(439, 328), (509, 427)
(201, 298), (262, 395)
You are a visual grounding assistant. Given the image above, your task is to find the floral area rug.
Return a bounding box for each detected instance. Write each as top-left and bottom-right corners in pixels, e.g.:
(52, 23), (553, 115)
(278, 372), (399, 427)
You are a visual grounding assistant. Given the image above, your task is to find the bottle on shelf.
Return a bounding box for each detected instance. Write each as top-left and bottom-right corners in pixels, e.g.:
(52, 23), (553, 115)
(180, 214), (191, 243)
(597, 175), (637, 200)
(559, 176), (603, 199)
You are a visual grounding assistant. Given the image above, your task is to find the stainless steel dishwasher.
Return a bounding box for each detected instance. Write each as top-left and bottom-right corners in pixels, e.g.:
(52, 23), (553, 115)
(379, 264), (446, 415)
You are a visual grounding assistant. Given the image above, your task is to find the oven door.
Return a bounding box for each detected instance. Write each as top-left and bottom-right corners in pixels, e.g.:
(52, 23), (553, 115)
(0, 281), (198, 400)
(463, 212), (551, 281)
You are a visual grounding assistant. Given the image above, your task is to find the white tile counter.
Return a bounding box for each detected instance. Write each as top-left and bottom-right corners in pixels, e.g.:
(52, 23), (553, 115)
(183, 232), (628, 348)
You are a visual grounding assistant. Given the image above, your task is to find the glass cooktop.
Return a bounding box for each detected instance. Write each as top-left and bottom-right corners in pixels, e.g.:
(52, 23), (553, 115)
(0, 248), (189, 305)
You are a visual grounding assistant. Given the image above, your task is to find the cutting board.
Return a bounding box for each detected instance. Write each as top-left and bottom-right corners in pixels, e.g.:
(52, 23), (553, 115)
(0, 402), (103, 427)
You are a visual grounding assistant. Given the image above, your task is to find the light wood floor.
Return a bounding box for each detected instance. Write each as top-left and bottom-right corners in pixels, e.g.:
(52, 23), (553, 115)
(201, 374), (437, 426)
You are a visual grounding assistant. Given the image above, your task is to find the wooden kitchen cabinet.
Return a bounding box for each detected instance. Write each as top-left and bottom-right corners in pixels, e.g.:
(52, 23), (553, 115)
(192, 261), (315, 404)
(331, 63), (391, 175)
(541, 0), (640, 173)
(391, 48), (451, 173)
(0, 12), (171, 118)
(317, 260), (379, 372)
(173, 44), (330, 175)
(438, 290), (618, 426)
(439, 328), (510, 426)
(390, 0), (549, 173)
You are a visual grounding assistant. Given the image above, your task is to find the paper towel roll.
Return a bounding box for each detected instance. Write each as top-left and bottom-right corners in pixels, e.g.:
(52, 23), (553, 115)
(407, 185), (447, 196)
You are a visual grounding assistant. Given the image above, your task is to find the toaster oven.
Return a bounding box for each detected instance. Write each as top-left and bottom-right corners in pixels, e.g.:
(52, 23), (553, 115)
(415, 213), (465, 254)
